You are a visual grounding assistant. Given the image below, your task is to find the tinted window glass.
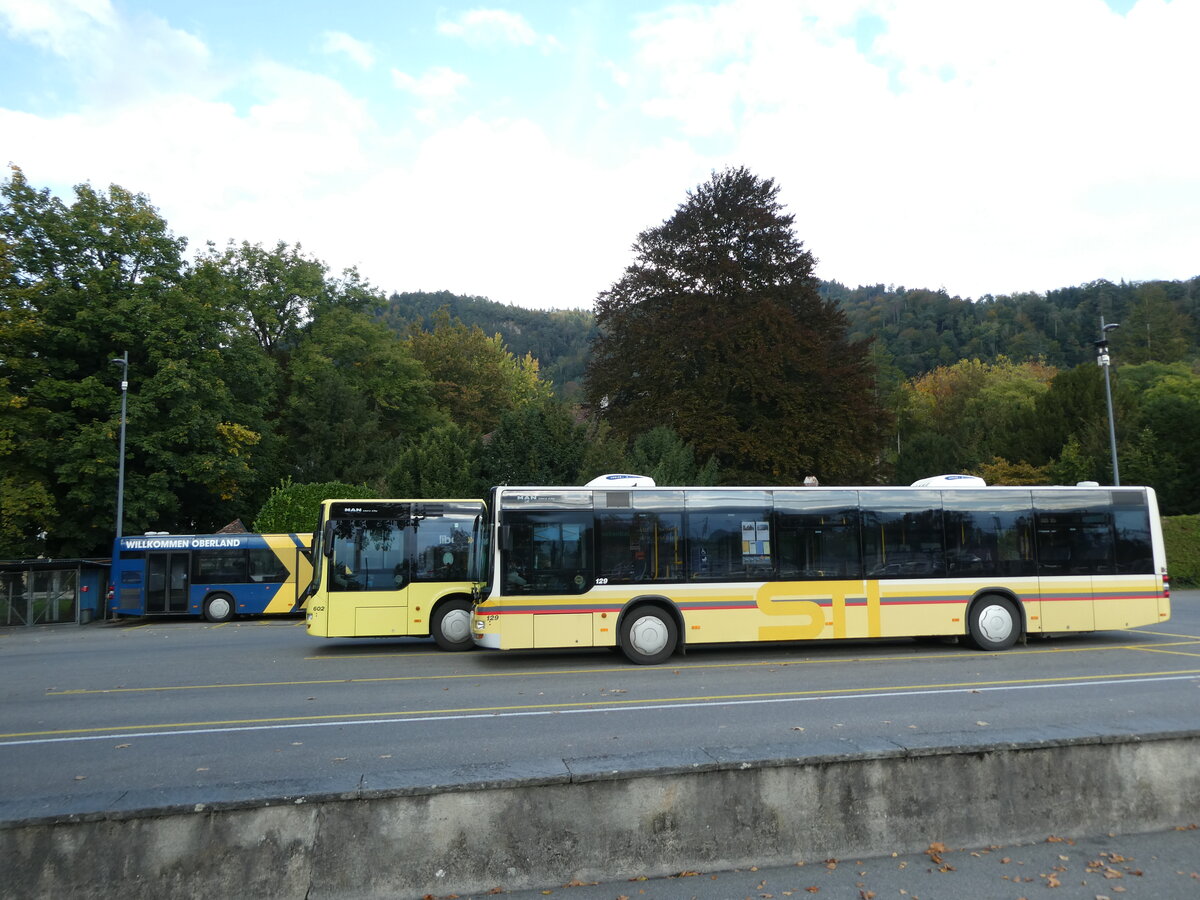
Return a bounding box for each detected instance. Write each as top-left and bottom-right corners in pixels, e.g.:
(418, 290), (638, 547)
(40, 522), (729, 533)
(774, 490), (861, 579)
(597, 511), (685, 583)
(942, 490), (1036, 578)
(412, 516), (472, 582)
(193, 549), (248, 583)
(248, 548), (289, 583)
(503, 512), (592, 594)
(1112, 491), (1153, 574)
(1034, 491), (1114, 576)
(860, 491), (946, 578)
(686, 492), (772, 582)
(330, 519), (408, 591)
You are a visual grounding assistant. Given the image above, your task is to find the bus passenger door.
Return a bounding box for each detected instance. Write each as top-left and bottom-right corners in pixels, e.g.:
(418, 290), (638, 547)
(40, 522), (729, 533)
(146, 552), (189, 614)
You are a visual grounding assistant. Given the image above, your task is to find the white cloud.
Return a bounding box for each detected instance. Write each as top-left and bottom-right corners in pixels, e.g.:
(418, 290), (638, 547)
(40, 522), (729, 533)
(0, 0), (211, 106)
(391, 65), (470, 103)
(437, 8), (548, 49)
(2, 0), (1196, 311)
(0, 0), (117, 56)
(321, 30), (374, 69)
(621, 0), (1200, 298)
(333, 119), (710, 308)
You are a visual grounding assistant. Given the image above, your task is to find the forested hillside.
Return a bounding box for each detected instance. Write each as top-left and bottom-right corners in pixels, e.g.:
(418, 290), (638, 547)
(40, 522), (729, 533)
(383, 272), (1200, 516)
(385, 278), (1200, 395)
(829, 278), (1199, 376)
(5, 163), (1200, 559)
(379, 291), (596, 396)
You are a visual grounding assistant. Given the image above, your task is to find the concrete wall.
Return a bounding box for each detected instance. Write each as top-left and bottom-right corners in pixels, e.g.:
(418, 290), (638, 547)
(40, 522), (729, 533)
(3, 726), (1199, 900)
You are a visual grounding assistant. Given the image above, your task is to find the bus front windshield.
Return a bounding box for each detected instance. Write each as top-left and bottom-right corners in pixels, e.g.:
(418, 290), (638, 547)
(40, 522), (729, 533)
(307, 505), (328, 598)
(469, 511), (493, 601)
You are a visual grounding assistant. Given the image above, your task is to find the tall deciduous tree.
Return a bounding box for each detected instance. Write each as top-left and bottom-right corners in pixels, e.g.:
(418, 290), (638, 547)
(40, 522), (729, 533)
(405, 309), (552, 435)
(0, 166), (273, 556)
(893, 358), (1054, 483)
(277, 307), (444, 487)
(386, 423), (482, 498)
(191, 240), (375, 358)
(584, 167), (886, 484)
(479, 399), (586, 487)
(626, 426), (719, 486)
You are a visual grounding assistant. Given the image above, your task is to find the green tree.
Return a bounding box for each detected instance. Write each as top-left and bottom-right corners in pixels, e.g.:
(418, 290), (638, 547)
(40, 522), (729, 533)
(1025, 364), (1111, 477)
(405, 309), (552, 434)
(186, 240), (390, 505)
(1117, 364), (1200, 512)
(253, 478), (374, 534)
(278, 307), (445, 487)
(576, 420), (631, 485)
(0, 166), (274, 556)
(626, 426), (719, 486)
(386, 423), (483, 498)
(584, 167), (887, 484)
(479, 399), (585, 486)
(191, 240), (331, 357)
(1120, 283), (1193, 364)
(893, 358), (1054, 483)
(976, 457), (1051, 486)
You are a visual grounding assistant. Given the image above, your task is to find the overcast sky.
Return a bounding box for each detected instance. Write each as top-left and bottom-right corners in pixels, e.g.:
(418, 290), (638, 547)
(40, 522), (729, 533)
(1, 0), (1196, 310)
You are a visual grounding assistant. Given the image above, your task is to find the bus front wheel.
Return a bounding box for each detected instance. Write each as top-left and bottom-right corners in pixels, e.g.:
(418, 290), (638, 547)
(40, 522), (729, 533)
(203, 593), (234, 624)
(620, 606), (678, 665)
(432, 598), (474, 651)
(967, 596), (1020, 650)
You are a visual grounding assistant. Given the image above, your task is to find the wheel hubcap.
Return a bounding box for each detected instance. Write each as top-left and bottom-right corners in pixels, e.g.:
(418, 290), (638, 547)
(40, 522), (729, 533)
(629, 615), (668, 656)
(977, 604), (1013, 643)
(441, 608), (470, 643)
(208, 597), (231, 620)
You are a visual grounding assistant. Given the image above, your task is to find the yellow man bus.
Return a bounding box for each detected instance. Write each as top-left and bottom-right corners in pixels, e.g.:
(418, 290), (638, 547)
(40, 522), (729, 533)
(469, 479), (1169, 664)
(305, 499), (483, 649)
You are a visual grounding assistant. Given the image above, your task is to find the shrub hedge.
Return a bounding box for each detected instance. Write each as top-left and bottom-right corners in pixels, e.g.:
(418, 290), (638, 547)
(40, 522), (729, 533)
(1163, 515), (1200, 586)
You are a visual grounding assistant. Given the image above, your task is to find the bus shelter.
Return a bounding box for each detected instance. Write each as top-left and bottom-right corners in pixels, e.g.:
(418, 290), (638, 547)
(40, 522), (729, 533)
(0, 558), (110, 626)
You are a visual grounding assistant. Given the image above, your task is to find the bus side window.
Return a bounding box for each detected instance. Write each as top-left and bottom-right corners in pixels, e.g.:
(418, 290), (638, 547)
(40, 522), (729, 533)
(502, 514), (592, 594)
(248, 548), (288, 583)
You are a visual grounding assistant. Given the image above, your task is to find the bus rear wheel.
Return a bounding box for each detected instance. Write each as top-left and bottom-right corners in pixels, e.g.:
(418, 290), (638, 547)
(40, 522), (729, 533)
(203, 593), (234, 624)
(432, 598), (474, 651)
(620, 606), (678, 665)
(967, 595), (1020, 650)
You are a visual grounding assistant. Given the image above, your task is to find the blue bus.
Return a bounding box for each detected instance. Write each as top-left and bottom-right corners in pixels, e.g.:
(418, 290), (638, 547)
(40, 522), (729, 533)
(110, 533), (313, 622)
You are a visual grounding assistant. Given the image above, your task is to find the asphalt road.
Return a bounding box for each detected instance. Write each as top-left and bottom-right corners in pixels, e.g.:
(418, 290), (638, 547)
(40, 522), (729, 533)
(2, 592), (1199, 820)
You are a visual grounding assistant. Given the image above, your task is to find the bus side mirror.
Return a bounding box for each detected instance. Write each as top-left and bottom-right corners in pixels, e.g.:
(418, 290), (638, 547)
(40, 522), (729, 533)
(322, 521), (335, 557)
(500, 525), (512, 552)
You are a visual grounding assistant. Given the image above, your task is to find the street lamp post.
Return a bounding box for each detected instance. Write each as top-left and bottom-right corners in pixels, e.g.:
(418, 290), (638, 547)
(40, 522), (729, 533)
(110, 352), (129, 539)
(1095, 319), (1120, 486)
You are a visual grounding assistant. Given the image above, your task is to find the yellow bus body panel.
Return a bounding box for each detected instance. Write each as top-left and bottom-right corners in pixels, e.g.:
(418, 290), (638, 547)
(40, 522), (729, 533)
(307, 582), (473, 639)
(472, 573), (1168, 651)
(261, 534), (312, 615)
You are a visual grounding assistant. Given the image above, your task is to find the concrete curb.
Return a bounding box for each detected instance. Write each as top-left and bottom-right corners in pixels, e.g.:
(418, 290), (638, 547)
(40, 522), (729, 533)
(4, 725), (1200, 899)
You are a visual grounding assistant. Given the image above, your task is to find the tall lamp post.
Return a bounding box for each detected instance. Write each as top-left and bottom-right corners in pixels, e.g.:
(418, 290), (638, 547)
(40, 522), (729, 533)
(110, 352), (129, 540)
(1095, 319), (1120, 486)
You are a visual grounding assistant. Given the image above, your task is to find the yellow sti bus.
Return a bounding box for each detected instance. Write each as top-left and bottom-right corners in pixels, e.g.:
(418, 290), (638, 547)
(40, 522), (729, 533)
(305, 499), (483, 649)
(470, 478), (1169, 664)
